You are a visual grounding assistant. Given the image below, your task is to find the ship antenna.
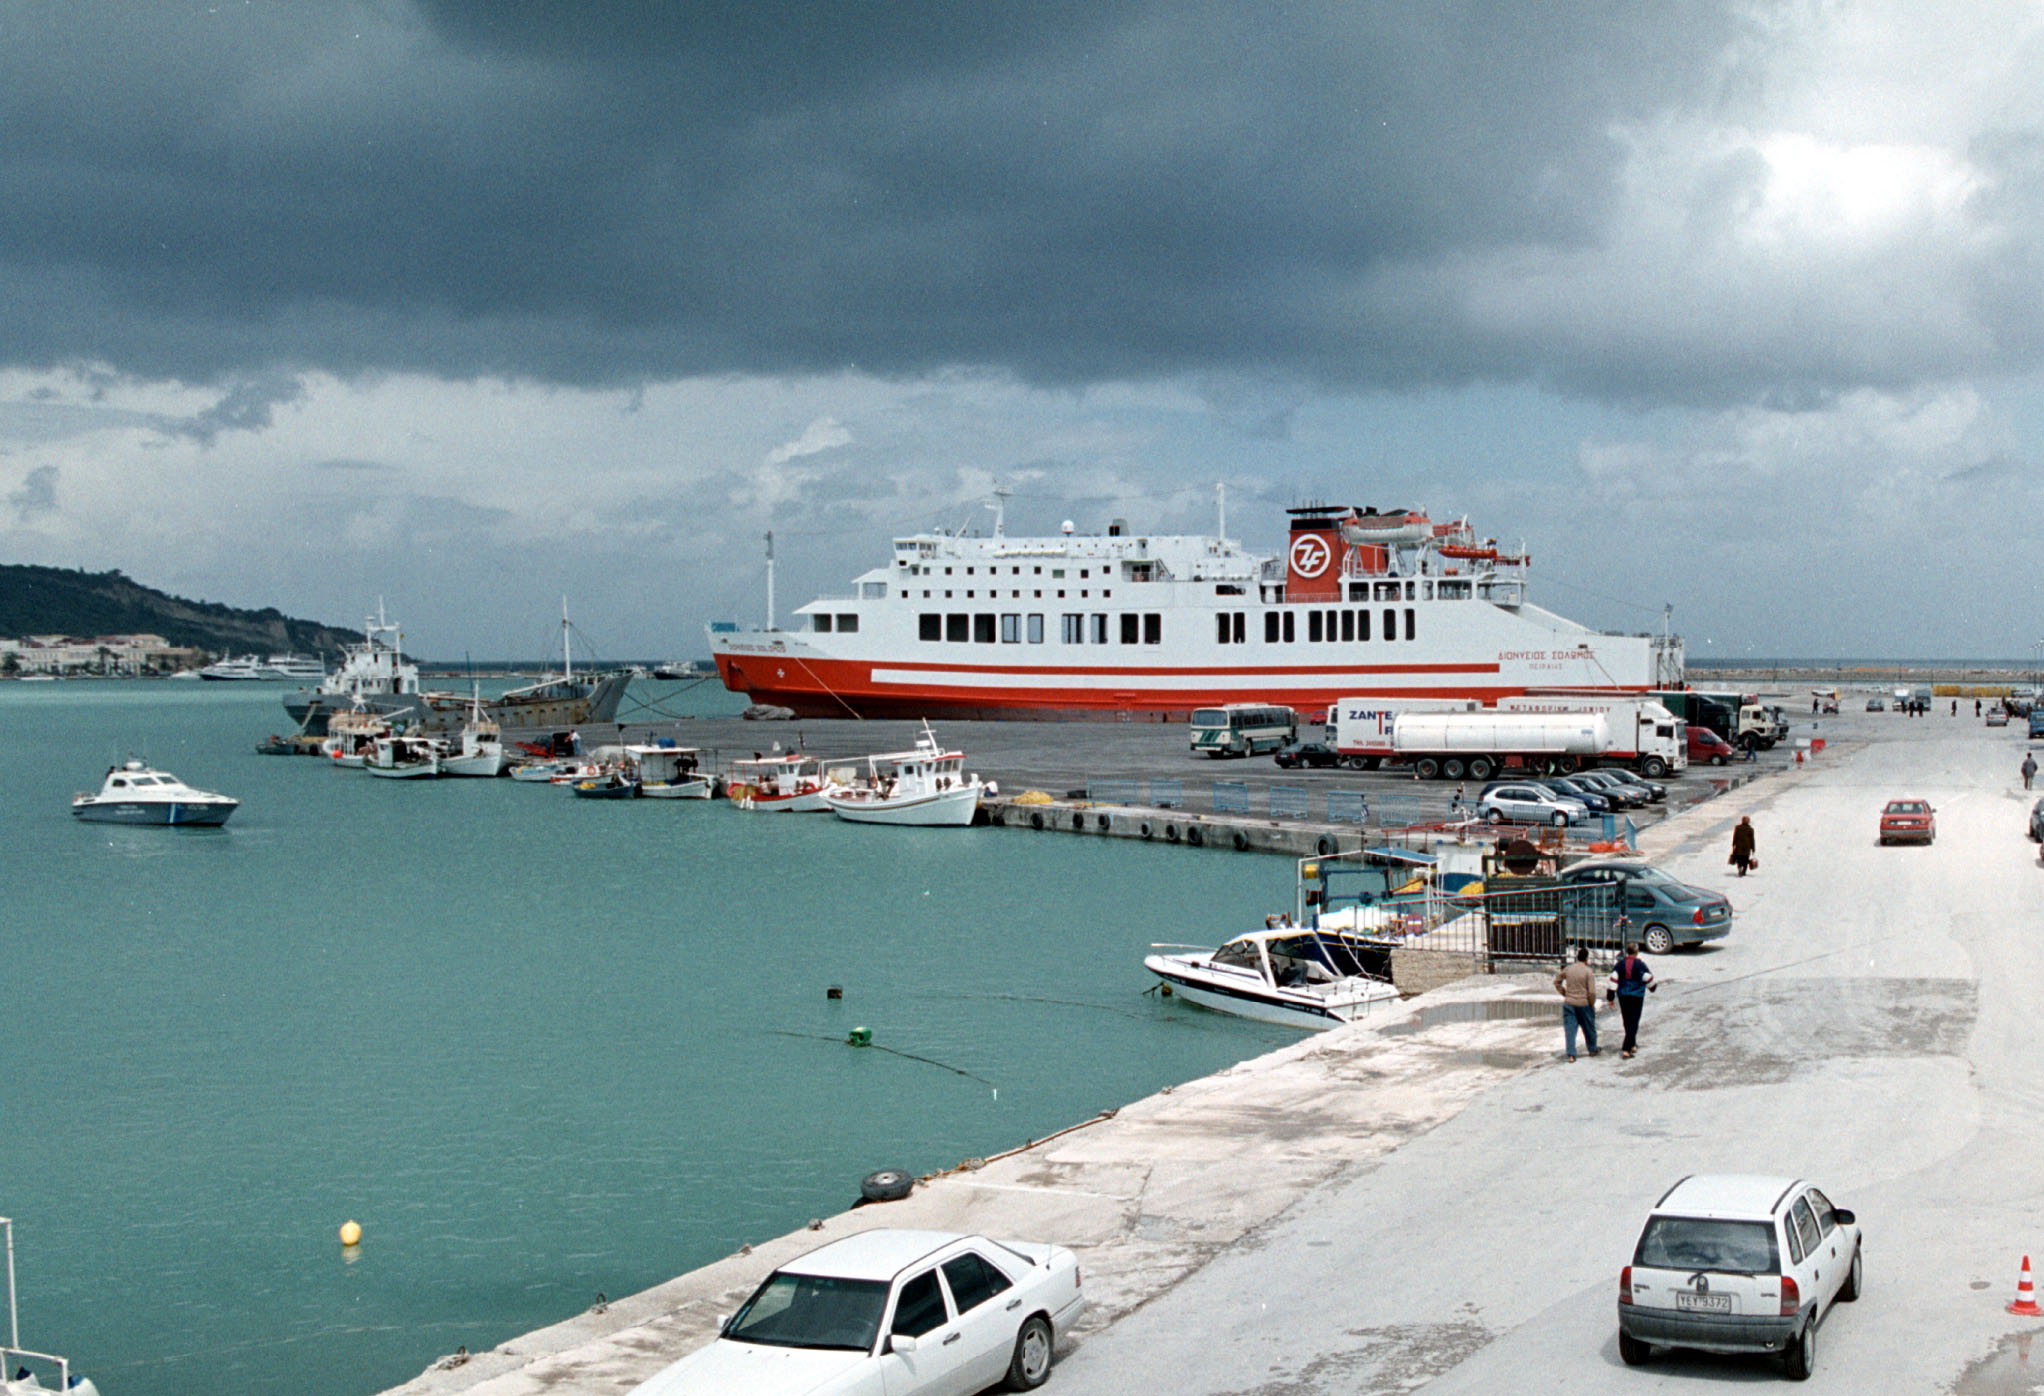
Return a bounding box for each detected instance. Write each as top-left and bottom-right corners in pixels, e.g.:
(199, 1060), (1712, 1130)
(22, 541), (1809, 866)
(561, 596), (572, 682)
(987, 487), (1011, 539)
(765, 530), (776, 631)
(1215, 481), (1227, 544)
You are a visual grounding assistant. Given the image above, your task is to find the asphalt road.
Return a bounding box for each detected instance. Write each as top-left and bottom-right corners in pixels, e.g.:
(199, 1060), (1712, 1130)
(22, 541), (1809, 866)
(1053, 709), (2044, 1395)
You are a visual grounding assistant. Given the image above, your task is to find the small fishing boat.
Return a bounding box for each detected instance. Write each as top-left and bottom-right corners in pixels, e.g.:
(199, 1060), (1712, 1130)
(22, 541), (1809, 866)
(1, 1218), (101, 1396)
(363, 734), (440, 779)
(822, 723), (988, 827)
(628, 745), (712, 798)
(321, 709), (394, 767)
(1144, 926), (1399, 1030)
(508, 759), (574, 782)
(726, 752), (831, 811)
(570, 769), (640, 799)
(71, 760), (239, 826)
(439, 689), (509, 777)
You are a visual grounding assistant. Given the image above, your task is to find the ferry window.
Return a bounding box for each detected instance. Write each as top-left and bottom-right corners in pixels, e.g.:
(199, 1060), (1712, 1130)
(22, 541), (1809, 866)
(1383, 608), (1396, 640)
(1340, 610), (1354, 642)
(1405, 582), (1415, 599)
(1231, 613), (1245, 644)
(919, 614), (941, 641)
(1282, 611), (1295, 643)
(1033, 590), (1041, 599)
(1403, 608), (1414, 640)
(1265, 612), (1280, 643)
(1080, 569), (1089, 578)
(1090, 614), (1108, 644)
(838, 614), (858, 632)
(1052, 569), (1065, 578)
(1011, 567), (1020, 575)
(1061, 614), (1082, 643)
(1121, 613), (1139, 644)
(1439, 579), (1471, 600)
(1000, 614), (1020, 643)
(1358, 609), (1371, 641)
(1375, 581), (1398, 601)
(974, 614), (996, 643)
(945, 568), (953, 576)
(1145, 613), (1161, 644)
(1217, 614), (1232, 645)
(967, 567), (974, 575)
(861, 582), (887, 599)
(946, 614), (968, 642)
(813, 614), (833, 633)
(1027, 614), (1044, 643)
(1034, 566), (1042, 575)
(1308, 611), (1323, 643)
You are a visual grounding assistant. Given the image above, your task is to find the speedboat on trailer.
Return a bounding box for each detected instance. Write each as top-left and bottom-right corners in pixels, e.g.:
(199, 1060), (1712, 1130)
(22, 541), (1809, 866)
(1144, 927), (1399, 1030)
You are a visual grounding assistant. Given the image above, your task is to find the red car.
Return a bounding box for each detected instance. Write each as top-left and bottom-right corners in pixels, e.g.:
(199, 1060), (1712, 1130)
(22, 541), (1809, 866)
(1879, 799), (1936, 844)
(1688, 726), (1737, 767)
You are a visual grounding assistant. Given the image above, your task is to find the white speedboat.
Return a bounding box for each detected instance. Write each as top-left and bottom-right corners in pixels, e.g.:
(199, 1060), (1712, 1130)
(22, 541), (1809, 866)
(628, 744), (711, 798)
(726, 752), (831, 811)
(1144, 926), (1399, 1030)
(1, 1218), (100, 1396)
(822, 723), (987, 827)
(363, 734), (440, 778)
(72, 760), (239, 826)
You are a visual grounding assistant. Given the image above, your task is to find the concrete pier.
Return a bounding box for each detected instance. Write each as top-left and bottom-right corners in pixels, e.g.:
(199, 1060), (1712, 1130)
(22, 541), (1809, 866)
(381, 702), (2028, 1395)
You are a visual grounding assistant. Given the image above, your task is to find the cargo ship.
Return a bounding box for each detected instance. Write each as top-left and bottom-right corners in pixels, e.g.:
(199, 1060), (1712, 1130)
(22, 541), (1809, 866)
(707, 497), (1684, 720)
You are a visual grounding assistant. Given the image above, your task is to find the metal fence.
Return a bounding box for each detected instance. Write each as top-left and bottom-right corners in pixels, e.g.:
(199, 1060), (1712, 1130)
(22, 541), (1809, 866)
(1082, 777), (1187, 808)
(1369, 793), (1426, 829)
(1478, 881), (1625, 967)
(1212, 781), (1251, 814)
(1327, 792), (1368, 824)
(1269, 785), (1310, 819)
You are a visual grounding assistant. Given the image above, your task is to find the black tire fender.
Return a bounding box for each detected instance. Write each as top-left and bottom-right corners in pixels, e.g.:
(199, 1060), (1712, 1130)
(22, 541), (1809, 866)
(1315, 834), (1336, 856)
(1139, 821), (1153, 839)
(860, 1169), (913, 1203)
(1187, 825), (1205, 847)
(1164, 823), (1179, 842)
(1231, 829), (1249, 851)
(1030, 811), (1045, 830)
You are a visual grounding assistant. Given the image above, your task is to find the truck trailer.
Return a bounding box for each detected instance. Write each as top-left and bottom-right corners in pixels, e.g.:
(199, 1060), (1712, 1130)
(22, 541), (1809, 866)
(1331, 698), (1686, 780)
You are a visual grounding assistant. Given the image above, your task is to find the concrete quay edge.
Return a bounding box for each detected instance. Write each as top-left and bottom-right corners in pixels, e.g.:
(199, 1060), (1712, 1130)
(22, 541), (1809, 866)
(375, 746), (1832, 1396)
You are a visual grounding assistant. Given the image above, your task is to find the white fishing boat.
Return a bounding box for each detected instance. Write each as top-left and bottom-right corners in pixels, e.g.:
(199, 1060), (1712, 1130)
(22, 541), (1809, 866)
(509, 759), (576, 782)
(71, 760), (239, 826)
(628, 745), (712, 798)
(320, 708), (394, 767)
(1, 1217), (101, 1396)
(1144, 926), (1400, 1030)
(363, 734), (440, 779)
(822, 723), (987, 827)
(726, 752), (832, 811)
(438, 688), (509, 777)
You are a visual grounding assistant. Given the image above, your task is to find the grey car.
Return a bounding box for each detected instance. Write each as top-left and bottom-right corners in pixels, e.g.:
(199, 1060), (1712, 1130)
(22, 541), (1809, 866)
(1554, 860), (1734, 952)
(1569, 770), (1649, 809)
(1476, 781), (1589, 826)
(2030, 797), (2044, 843)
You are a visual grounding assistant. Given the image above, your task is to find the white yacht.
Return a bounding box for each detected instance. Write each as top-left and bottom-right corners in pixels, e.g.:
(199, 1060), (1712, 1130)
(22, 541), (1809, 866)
(197, 654), (270, 681)
(1144, 927), (1399, 1030)
(262, 653), (326, 682)
(822, 723), (988, 826)
(72, 760), (239, 826)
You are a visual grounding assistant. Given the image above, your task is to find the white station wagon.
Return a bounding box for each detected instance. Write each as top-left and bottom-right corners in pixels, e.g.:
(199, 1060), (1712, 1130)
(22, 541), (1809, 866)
(1618, 1175), (1862, 1380)
(631, 1228), (1087, 1396)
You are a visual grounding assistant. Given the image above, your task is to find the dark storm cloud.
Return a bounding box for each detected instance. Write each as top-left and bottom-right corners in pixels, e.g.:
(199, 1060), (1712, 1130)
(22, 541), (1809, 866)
(1, 2), (1750, 391)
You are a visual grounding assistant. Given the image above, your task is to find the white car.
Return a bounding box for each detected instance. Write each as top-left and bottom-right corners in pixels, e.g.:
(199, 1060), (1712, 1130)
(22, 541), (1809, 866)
(1618, 1175), (1862, 1380)
(1475, 781), (1589, 827)
(631, 1228), (1087, 1395)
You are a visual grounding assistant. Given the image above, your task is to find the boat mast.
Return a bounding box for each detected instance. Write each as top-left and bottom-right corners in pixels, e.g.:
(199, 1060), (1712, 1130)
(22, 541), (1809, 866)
(988, 487), (1011, 539)
(765, 531), (776, 631)
(1215, 481), (1227, 545)
(561, 597), (572, 682)
(4, 1214), (17, 1351)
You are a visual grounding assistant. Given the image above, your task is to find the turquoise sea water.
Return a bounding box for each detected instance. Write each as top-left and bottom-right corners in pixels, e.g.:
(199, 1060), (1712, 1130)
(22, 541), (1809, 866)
(1, 681), (1296, 1396)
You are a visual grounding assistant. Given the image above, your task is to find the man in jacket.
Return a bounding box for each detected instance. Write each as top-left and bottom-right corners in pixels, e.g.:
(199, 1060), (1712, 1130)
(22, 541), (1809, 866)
(1553, 947), (1600, 1061)
(1608, 943), (1658, 1058)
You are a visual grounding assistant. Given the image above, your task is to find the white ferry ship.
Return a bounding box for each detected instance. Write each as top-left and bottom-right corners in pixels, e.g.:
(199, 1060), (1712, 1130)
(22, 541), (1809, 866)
(707, 496), (1684, 720)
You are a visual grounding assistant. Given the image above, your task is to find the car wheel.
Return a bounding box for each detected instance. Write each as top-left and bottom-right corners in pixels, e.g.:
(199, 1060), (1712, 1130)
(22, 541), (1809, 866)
(1618, 1329), (1651, 1366)
(1841, 1244), (1862, 1301)
(1642, 925), (1674, 954)
(1484, 808), (1503, 824)
(1003, 1314), (1054, 1391)
(1551, 810), (1568, 827)
(1710, 753), (1728, 766)
(1783, 1316), (1815, 1381)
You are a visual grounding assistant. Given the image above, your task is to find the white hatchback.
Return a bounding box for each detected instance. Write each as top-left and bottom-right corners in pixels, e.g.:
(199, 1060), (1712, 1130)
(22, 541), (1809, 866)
(1476, 781), (1589, 827)
(1618, 1174), (1862, 1380)
(630, 1228), (1087, 1396)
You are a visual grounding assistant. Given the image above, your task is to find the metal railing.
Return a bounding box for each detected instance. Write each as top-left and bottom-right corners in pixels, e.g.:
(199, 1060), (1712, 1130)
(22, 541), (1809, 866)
(1269, 785), (1310, 819)
(1212, 781), (1250, 814)
(1327, 792), (1368, 824)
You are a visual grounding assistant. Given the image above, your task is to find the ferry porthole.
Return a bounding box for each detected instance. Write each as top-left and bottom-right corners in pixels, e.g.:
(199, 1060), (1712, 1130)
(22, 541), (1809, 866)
(1231, 830), (1249, 851)
(1164, 823), (1180, 842)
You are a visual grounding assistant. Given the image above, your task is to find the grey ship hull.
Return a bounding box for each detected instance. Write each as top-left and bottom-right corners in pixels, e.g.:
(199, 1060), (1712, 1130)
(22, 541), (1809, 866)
(285, 670), (632, 736)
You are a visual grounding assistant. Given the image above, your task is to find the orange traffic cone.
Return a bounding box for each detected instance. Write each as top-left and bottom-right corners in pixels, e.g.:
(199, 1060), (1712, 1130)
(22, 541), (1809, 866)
(2011, 1256), (2043, 1316)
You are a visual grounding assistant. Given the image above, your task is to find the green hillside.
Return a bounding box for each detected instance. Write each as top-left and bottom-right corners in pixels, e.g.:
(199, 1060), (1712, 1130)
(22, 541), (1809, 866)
(0, 564), (357, 657)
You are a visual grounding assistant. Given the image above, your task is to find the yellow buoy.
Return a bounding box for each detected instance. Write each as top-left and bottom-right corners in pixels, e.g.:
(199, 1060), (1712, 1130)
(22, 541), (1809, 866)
(339, 1220), (362, 1247)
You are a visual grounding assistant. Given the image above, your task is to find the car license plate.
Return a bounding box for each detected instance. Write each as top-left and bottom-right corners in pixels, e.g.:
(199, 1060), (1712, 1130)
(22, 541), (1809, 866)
(1676, 1292), (1732, 1313)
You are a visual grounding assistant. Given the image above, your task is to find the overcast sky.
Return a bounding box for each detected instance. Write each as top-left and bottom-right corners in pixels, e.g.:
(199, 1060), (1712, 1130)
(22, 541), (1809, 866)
(2, 1), (2041, 661)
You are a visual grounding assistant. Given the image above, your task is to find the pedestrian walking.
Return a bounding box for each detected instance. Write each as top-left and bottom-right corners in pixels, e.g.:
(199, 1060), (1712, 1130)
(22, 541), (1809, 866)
(1730, 815), (1756, 876)
(2023, 753), (2037, 791)
(1952, 699), (1959, 716)
(1553, 947), (1600, 1061)
(1608, 943), (1657, 1058)
(1977, 698), (1983, 717)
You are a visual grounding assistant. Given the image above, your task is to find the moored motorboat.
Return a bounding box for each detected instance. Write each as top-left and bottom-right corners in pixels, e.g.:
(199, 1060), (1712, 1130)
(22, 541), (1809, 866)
(570, 769), (640, 799)
(197, 654), (270, 681)
(1, 1218), (101, 1396)
(726, 752), (832, 811)
(439, 688), (509, 777)
(628, 744), (712, 798)
(321, 709), (395, 767)
(71, 760), (239, 826)
(363, 734), (440, 778)
(822, 722), (988, 827)
(1144, 926), (1399, 1030)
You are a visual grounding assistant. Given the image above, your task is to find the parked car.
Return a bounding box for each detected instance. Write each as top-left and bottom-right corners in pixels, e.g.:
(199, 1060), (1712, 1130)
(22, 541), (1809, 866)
(627, 1228), (1087, 1396)
(1568, 769), (1648, 809)
(1552, 860), (1734, 951)
(1475, 781), (1589, 827)
(1598, 768), (1666, 803)
(1688, 727), (1737, 766)
(2031, 797), (2044, 843)
(1272, 741), (1343, 770)
(1532, 775), (1614, 814)
(1865, 697), (1885, 711)
(1619, 1174), (1861, 1379)
(1878, 799), (1935, 845)
(1986, 708), (2010, 727)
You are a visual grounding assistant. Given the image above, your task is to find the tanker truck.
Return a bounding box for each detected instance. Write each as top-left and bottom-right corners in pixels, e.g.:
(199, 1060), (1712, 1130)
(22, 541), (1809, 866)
(1332, 698), (1685, 779)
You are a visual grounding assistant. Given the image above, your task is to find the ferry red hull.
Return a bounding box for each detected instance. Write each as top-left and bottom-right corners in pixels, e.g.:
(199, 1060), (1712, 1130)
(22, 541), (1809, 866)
(714, 652), (1644, 722)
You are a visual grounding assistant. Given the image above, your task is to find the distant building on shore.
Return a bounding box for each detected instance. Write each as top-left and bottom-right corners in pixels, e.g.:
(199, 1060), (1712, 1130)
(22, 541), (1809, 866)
(0, 633), (205, 676)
